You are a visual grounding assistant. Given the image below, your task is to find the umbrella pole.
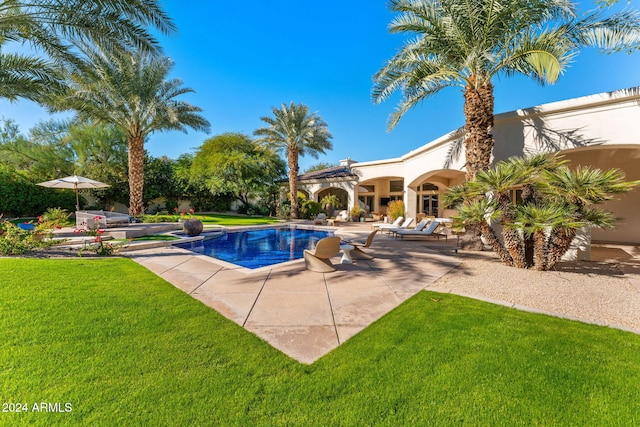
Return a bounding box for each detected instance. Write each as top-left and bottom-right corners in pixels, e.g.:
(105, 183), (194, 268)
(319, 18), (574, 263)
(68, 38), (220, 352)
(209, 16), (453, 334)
(75, 184), (80, 212)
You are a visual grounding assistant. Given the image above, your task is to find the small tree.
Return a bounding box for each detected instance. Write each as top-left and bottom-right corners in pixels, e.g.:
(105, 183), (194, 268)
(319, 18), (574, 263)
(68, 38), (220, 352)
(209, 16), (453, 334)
(191, 133), (285, 209)
(444, 154), (639, 270)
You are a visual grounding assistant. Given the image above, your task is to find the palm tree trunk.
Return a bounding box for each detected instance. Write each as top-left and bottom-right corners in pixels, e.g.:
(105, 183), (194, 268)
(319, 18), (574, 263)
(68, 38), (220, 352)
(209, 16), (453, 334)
(480, 221), (513, 266)
(463, 79), (495, 181)
(533, 230), (547, 271)
(287, 147), (300, 219)
(499, 195), (527, 269)
(128, 134), (145, 216)
(546, 227), (576, 270)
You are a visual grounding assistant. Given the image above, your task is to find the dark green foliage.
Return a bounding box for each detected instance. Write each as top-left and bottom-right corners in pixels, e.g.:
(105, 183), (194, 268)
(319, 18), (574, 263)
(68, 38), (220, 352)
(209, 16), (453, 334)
(191, 133), (286, 209)
(300, 200), (321, 219)
(0, 168), (76, 217)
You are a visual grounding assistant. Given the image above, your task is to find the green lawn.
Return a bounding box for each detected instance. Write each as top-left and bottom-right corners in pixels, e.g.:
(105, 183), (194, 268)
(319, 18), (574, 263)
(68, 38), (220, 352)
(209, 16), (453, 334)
(141, 213), (281, 226)
(1, 258), (639, 426)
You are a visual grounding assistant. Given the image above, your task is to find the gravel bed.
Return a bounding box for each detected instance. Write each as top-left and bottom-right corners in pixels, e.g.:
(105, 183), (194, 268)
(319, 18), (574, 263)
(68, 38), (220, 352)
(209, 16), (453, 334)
(427, 251), (640, 334)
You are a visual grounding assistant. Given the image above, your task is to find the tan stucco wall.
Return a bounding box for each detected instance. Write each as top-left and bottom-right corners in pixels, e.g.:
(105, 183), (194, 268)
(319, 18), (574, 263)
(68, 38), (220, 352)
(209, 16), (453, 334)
(348, 87), (640, 244)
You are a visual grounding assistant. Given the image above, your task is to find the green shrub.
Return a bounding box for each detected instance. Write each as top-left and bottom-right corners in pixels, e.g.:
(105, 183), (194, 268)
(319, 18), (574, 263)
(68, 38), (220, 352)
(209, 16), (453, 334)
(0, 171), (76, 217)
(276, 202), (291, 220)
(387, 200), (405, 221)
(300, 200), (321, 219)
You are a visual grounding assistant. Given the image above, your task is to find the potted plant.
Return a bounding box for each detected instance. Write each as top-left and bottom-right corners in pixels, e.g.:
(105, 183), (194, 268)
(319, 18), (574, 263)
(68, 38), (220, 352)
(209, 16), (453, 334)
(350, 205), (364, 222)
(320, 194), (340, 218)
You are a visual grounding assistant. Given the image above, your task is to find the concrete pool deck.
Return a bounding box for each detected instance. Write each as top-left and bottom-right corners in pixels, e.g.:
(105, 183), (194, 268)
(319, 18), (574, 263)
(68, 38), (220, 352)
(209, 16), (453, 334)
(124, 223), (461, 364)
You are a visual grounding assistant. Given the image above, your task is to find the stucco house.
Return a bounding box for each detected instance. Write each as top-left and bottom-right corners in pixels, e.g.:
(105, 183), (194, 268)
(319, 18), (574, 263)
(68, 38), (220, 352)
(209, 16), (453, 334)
(297, 87), (640, 245)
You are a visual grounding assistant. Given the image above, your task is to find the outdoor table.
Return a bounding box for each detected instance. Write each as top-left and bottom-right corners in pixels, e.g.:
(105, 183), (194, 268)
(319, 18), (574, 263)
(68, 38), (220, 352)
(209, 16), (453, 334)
(339, 244), (355, 264)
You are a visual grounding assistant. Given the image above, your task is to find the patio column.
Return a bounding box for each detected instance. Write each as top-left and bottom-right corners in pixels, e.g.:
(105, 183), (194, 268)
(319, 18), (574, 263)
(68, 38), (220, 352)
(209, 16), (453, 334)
(405, 186), (417, 219)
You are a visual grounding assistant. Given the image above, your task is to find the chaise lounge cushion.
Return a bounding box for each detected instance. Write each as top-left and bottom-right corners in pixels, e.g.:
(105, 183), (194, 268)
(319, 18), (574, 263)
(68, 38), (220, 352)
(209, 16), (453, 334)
(76, 210), (130, 228)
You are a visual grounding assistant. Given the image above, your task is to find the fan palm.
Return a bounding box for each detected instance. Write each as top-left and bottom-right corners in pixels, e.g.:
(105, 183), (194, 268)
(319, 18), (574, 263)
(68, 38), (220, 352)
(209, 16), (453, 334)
(373, 0), (640, 181)
(0, 0), (175, 104)
(254, 102), (333, 219)
(55, 47), (210, 215)
(447, 154), (639, 270)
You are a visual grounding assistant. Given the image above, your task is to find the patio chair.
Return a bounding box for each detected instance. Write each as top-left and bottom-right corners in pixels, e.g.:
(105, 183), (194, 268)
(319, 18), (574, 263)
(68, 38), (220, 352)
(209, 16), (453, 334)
(396, 221), (445, 240)
(304, 236), (341, 272)
(372, 216), (404, 232)
(313, 213), (328, 225)
(385, 217), (416, 235)
(349, 229), (378, 260)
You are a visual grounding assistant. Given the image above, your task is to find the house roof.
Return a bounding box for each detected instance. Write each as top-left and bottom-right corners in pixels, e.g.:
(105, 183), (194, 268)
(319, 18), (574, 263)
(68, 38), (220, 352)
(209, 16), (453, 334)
(298, 165), (358, 181)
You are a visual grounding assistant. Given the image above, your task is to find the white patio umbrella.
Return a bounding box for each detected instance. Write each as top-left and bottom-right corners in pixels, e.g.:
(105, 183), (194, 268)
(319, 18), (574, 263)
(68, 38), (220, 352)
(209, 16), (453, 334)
(37, 175), (110, 211)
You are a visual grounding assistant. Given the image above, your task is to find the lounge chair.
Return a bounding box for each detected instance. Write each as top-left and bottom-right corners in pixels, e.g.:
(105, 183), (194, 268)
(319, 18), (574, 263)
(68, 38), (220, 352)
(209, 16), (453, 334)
(385, 217), (416, 235)
(396, 221), (445, 240)
(389, 218), (428, 237)
(304, 236), (341, 272)
(313, 213), (328, 225)
(76, 210), (130, 228)
(347, 229), (378, 260)
(372, 216), (404, 232)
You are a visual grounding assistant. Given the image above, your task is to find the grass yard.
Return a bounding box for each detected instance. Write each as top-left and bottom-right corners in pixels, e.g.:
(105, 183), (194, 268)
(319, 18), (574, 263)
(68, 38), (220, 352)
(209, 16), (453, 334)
(1, 258), (640, 426)
(140, 212), (281, 226)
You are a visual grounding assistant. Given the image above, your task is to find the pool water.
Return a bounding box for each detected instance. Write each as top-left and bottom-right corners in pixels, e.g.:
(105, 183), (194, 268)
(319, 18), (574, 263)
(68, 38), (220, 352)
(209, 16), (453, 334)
(174, 227), (333, 269)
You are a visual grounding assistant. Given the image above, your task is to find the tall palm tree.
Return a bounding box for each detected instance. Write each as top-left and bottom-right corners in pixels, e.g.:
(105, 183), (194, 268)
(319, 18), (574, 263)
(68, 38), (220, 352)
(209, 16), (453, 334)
(373, 0), (640, 182)
(56, 47), (210, 215)
(254, 102), (333, 219)
(0, 0), (175, 104)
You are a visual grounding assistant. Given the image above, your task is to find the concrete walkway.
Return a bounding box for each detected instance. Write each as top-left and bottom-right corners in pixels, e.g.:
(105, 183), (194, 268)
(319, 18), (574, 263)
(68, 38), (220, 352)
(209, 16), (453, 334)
(124, 224), (460, 364)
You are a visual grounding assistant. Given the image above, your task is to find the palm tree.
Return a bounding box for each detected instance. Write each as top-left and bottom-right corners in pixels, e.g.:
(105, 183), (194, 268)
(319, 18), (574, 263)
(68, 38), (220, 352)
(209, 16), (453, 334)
(254, 102), (333, 219)
(0, 0), (175, 104)
(373, 0), (640, 182)
(56, 47), (210, 215)
(445, 154), (638, 270)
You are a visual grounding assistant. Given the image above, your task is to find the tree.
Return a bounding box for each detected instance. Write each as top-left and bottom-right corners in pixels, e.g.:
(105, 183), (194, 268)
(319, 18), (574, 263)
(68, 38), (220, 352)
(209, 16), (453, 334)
(304, 162), (337, 173)
(191, 133), (286, 209)
(254, 102), (333, 219)
(373, 0), (640, 182)
(55, 47), (211, 215)
(0, 118), (76, 181)
(173, 153), (234, 212)
(0, 0), (175, 104)
(444, 154), (639, 270)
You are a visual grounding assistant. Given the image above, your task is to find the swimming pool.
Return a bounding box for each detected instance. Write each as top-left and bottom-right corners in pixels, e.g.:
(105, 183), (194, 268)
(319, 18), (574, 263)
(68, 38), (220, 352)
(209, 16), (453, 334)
(173, 226), (334, 269)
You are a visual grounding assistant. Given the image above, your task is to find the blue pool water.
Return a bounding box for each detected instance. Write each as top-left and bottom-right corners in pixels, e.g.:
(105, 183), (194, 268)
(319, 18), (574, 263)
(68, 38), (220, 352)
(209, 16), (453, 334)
(174, 227), (333, 269)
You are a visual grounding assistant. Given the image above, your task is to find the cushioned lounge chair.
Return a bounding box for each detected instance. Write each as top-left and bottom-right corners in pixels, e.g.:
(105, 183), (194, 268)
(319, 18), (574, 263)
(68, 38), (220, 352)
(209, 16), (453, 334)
(304, 236), (341, 272)
(373, 216), (404, 232)
(383, 217), (414, 234)
(76, 210), (129, 228)
(395, 221), (444, 240)
(313, 213), (328, 225)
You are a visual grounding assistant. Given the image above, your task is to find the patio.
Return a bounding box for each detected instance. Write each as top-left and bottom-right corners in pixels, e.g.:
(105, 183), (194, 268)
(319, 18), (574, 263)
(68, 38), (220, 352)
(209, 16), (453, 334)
(124, 223), (461, 364)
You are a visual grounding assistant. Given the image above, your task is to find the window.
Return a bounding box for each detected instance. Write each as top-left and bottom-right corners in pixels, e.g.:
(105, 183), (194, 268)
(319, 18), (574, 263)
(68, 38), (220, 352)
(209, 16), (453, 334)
(416, 183), (439, 217)
(358, 195), (374, 213)
(389, 180), (403, 192)
(359, 184), (375, 193)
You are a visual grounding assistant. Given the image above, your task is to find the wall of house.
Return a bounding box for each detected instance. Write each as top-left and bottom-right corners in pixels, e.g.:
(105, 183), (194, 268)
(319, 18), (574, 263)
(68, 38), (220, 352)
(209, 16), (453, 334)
(349, 87), (640, 244)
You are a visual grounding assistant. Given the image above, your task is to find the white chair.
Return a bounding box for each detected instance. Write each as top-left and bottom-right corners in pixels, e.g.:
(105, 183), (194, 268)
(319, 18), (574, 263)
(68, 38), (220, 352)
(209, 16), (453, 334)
(372, 216), (404, 232)
(386, 217), (417, 235)
(313, 213), (327, 225)
(396, 221), (445, 240)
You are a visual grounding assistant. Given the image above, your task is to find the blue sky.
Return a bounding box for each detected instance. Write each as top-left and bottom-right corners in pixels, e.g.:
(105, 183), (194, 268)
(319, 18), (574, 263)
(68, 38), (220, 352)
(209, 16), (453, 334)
(2, 0), (640, 172)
